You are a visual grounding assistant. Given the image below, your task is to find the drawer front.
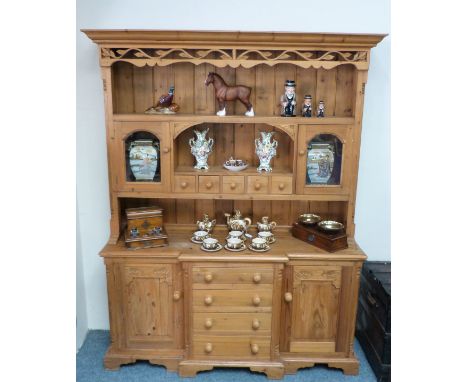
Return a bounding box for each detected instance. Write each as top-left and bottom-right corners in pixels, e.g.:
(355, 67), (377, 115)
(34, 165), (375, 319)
(193, 289), (272, 312)
(193, 312), (271, 334)
(222, 175), (245, 194)
(174, 175), (196, 193)
(271, 176), (293, 194)
(193, 335), (271, 358)
(198, 175), (220, 193)
(192, 266), (273, 288)
(247, 176), (269, 194)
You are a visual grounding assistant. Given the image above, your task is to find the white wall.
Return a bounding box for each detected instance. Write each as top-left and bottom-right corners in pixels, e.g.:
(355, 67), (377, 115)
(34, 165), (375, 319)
(77, 0), (390, 329)
(76, 204), (89, 350)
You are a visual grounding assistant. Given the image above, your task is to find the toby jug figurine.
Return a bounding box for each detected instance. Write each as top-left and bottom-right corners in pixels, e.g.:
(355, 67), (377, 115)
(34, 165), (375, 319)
(256, 216), (277, 232)
(196, 214), (216, 233)
(280, 79), (297, 117)
(255, 131), (278, 172)
(302, 95), (313, 117)
(189, 128), (214, 170)
(317, 100), (325, 117)
(225, 210), (252, 232)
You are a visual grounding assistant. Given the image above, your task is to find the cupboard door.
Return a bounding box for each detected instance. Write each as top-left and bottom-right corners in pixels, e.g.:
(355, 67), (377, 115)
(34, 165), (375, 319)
(289, 265), (342, 353)
(121, 263), (176, 349)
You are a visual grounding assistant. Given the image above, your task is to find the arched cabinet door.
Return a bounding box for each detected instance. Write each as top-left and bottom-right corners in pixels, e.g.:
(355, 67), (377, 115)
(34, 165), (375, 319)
(112, 121), (171, 193)
(295, 125), (352, 196)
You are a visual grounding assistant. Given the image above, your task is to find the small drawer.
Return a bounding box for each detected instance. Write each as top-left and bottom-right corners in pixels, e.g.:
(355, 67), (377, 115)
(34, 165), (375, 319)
(174, 175), (196, 193)
(199, 175), (220, 193)
(192, 266), (273, 287)
(222, 176), (245, 194)
(193, 335), (271, 358)
(192, 289), (272, 312)
(193, 313), (271, 334)
(247, 176), (269, 194)
(271, 176), (293, 194)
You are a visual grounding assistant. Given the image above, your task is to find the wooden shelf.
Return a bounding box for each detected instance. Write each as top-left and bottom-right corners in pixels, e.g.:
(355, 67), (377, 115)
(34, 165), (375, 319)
(174, 165), (292, 176)
(113, 114), (355, 125)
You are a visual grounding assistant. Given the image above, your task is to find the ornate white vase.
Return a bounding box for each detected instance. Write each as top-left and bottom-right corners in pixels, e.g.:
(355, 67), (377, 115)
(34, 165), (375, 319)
(189, 128), (214, 170)
(128, 139), (159, 181)
(255, 132), (278, 172)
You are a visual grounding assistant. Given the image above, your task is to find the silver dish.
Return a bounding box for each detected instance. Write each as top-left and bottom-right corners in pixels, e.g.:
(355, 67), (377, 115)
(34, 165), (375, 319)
(317, 220), (344, 232)
(298, 213), (321, 225)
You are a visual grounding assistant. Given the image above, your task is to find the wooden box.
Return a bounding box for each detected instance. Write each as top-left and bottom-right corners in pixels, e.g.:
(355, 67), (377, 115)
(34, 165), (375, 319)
(356, 261), (391, 382)
(124, 206), (168, 249)
(291, 222), (348, 252)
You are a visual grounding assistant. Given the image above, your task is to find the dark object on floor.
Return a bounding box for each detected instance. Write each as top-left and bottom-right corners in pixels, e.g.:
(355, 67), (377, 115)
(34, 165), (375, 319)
(356, 261), (391, 382)
(291, 221), (348, 252)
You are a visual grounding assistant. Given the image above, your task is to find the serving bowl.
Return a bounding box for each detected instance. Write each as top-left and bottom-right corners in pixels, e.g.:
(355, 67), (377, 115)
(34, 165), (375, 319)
(223, 158), (248, 172)
(298, 213), (321, 226)
(317, 220), (345, 233)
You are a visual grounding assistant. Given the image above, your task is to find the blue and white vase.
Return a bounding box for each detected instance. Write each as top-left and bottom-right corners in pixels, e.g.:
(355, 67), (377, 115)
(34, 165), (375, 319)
(128, 139), (159, 181)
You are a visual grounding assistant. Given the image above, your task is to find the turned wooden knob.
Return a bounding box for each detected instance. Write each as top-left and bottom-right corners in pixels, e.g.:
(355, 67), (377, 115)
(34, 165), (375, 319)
(204, 295), (213, 305)
(299, 150), (305, 156)
(173, 291), (181, 301)
(252, 319), (260, 330)
(205, 181), (213, 189)
(163, 147), (170, 153)
(230, 182), (236, 189)
(278, 183), (285, 190)
(205, 343), (213, 353)
(254, 182), (261, 190)
(181, 181), (188, 189)
(251, 343), (259, 354)
(284, 292), (293, 302)
(204, 273), (213, 283)
(205, 318), (213, 329)
(252, 295), (261, 306)
(253, 273), (262, 283)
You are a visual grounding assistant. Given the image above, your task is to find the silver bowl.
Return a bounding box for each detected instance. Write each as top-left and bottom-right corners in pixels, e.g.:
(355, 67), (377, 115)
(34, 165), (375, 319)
(298, 213), (321, 225)
(317, 220), (345, 233)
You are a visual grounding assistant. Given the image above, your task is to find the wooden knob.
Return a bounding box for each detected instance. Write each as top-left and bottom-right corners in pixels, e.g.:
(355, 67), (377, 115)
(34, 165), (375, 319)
(299, 150), (305, 156)
(205, 318), (213, 329)
(252, 295), (261, 306)
(204, 273), (213, 283)
(253, 273), (262, 283)
(163, 147), (170, 153)
(181, 181), (188, 189)
(251, 343), (259, 354)
(173, 291), (181, 301)
(254, 183), (261, 190)
(204, 295), (213, 305)
(230, 182), (236, 189)
(284, 292), (293, 302)
(278, 183), (285, 190)
(204, 343), (213, 353)
(205, 182), (213, 189)
(252, 319), (260, 330)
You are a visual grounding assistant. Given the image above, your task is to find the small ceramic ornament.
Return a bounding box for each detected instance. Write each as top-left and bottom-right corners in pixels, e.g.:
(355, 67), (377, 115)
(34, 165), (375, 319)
(255, 131), (278, 172)
(317, 100), (325, 117)
(189, 128), (214, 170)
(145, 85), (180, 114)
(302, 95), (313, 117)
(280, 80), (297, 117)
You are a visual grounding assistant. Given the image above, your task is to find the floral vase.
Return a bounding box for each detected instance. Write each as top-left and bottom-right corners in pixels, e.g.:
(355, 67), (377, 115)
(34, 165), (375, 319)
(255, 132), (278, 172)
(189, 128), (214, 170)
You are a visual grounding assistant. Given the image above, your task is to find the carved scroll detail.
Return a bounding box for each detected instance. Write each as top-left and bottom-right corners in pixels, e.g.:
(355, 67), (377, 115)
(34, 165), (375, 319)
(294, 268), (341, 288)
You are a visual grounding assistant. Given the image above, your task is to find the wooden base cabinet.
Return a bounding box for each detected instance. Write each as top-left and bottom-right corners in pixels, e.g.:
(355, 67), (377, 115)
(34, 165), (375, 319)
(101, 239), (364, 379)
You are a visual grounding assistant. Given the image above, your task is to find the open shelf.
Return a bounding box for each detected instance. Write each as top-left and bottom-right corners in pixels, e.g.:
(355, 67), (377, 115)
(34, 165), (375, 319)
(174, 165), (292, 176)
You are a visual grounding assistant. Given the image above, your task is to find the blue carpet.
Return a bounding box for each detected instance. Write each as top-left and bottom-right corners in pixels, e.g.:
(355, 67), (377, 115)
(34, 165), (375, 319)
(77, 330), (377, 382)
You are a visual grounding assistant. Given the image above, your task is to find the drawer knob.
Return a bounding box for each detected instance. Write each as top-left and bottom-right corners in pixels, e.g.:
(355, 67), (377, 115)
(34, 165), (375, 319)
(181, 181), (188, 189)
(230, 182), (236, 189)
(204, 318), (213, 329)
(205, 181), (213, 189)
(252, 295), (261, 306)
(204, 273), (213, 283)
(252, 319), (260, 330)
(173, 291), (181, 301)
(284, 292), (293, 302)
(278, 183), (285, 190)
(299, 150), (305, 156)
(204, 295), (213, 306)
(205, 343), (213, 353)
(163, 147), (170, 153)
(253, 273), (262, 283)
(251, 343), (259, 354)
(254, 182), (261, 190)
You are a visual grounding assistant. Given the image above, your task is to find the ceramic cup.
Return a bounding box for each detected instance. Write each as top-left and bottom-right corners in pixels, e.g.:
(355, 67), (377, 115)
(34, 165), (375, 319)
(202, 237), (219, 250)
(194, 230), (209, 241)
(258, 231), (274, 244)
(251, 237), (267, 250)
(227, 230), (245, 241)
(226, 237), (243, 249)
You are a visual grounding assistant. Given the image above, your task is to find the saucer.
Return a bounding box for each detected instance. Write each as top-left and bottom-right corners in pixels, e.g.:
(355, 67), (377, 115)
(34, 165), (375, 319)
(224, 243), (247, 252)
(200, 243), (223, 252)
(191, 237), (206, 244)
(248, 244), (271, 252)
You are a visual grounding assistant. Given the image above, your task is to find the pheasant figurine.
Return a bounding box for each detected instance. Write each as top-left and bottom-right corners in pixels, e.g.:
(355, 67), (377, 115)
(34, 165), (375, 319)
(145, 85), (180, 114)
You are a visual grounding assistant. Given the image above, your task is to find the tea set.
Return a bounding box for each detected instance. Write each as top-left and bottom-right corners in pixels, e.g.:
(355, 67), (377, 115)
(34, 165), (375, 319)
(191, 211), (277, 252)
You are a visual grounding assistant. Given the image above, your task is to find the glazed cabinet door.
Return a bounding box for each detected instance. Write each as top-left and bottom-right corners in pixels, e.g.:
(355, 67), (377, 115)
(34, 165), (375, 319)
(120, 263), (180, 349)
(296, 125), (352, 195)
(112, 121), (171, 192)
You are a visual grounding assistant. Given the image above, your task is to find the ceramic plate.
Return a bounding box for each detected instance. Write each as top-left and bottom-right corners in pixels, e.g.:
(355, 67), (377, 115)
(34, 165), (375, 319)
(248, 244), (271, 253)
(224, 244), (247, 252)
(200, 243), (223, 252)
(190, 237), (205, 244)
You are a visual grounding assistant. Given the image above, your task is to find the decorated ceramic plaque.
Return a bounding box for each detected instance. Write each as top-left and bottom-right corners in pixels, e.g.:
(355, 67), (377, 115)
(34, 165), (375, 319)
(128, 139), (159, 181)
(306, 135), (342, 185)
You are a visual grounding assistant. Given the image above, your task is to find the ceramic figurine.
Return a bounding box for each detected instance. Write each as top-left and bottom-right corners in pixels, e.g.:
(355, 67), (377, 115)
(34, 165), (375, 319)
(225, 210), (252, 232)
(189, 128), (214, 170)
(128, 139), (159, 181)
(255, 131), (278, 172)
(196, 214), (216, 233)
(280, 80), (296, 117)
(302, 95), (313, 117)
(317, 100), (325, 117)
(205, 72), (254, 117)
(145, 85), (180, 114)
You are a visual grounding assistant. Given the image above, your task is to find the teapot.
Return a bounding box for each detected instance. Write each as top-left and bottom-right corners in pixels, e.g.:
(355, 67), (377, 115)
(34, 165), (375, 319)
(224, 210), (252, 232)
(257, 216), (277, 232)
(196, 214), (216, 233)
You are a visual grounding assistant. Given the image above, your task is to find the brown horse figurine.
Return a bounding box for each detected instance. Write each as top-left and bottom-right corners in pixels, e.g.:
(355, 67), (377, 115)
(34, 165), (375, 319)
(205, 72), (254, 117)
